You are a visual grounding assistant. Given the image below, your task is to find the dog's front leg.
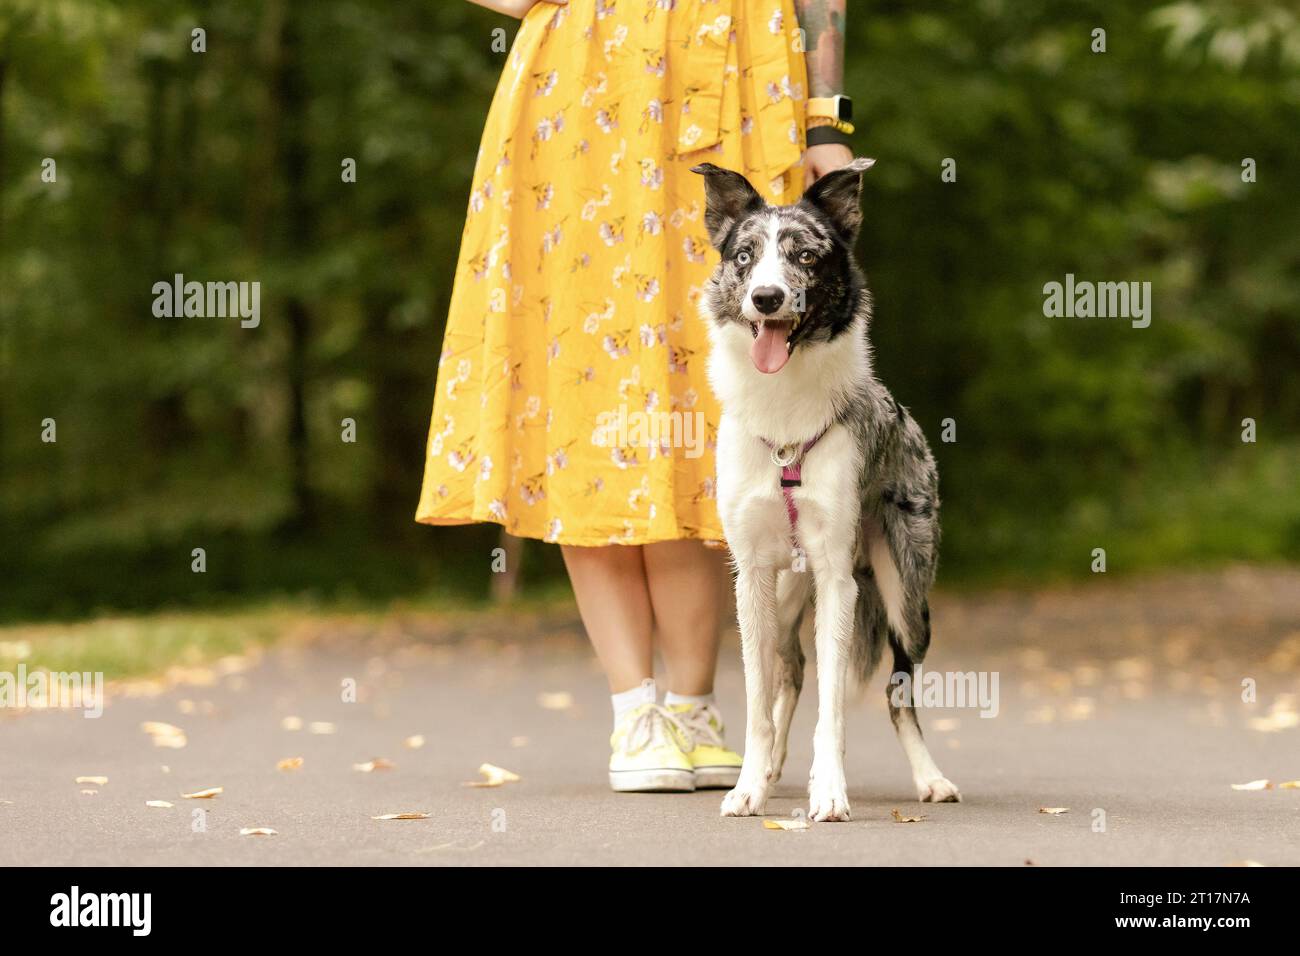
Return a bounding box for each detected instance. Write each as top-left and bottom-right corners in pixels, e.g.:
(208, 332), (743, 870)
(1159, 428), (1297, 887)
(720, 564), (778, 817)
(807, 557), (857, 822)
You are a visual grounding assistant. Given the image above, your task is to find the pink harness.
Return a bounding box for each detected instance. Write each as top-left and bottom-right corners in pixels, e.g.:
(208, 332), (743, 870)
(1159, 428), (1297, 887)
(760, 428), (828, 528)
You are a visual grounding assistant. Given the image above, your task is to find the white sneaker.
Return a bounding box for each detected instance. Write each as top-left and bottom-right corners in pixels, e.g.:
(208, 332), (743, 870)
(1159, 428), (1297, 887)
(668, 702), (743, 789)
(608, 703), (695, 792)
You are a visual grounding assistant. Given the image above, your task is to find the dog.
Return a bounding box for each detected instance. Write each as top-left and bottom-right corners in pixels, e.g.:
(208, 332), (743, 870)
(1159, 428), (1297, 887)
(691, 157), (960, 821)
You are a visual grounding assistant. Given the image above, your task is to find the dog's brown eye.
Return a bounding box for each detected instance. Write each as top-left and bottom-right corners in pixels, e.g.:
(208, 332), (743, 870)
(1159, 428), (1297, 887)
(736, 251), (751, 266)
(798, 249), (815, 265)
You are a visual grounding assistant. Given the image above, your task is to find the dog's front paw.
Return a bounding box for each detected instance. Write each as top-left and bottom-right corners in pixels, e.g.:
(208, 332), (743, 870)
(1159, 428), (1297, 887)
(917, 776), (961, 803)
(807, 782), (851, 822)
(720, 782), (769, 817)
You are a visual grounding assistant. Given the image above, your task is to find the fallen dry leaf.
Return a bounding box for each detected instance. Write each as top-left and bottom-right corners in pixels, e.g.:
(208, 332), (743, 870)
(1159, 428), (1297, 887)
(141, 721), (183, 737)
(537, 692), (573, 711)
(74, 776), (108, 786)
(1026, 705), (1056, 724)
(372, 812), (430, 821)
(276, 757), (304, 772)
(308, 721), (336, 735)
(1120, 681), (1148, 701)
(141, 721), (187, 749)
(414, 840), (485, 853)
(1279, 781), (1300, 790)
(1039, 807), (1070, 814)
(1248, 711), (1299, 733)
(165, 665), (217, 687)
(763, 818), (810, 831)
(281, 716), (303, 731)
(181, 786), (223, 799)
(239, 827), (277, 837)
(463, 763), (521, 788)
(1064, 697), (1096, 721)
(352, 758), (396, 773)
(1231, 779), (1272, 791)
(119, 678), (166, 698)
(216, 654), (253, 676)
(145, 800), (174, 809)
(1114, 657), (1152, 681)
(403, 735), (425, 750)
(891, 809), (926, 823)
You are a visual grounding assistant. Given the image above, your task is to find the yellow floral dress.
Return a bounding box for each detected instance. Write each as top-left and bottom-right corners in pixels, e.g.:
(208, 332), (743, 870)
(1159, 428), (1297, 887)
(416, 0), (808, 546)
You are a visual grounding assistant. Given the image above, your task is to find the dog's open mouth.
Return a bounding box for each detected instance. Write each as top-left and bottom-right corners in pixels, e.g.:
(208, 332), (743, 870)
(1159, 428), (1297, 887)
(749, 318), (794, 374)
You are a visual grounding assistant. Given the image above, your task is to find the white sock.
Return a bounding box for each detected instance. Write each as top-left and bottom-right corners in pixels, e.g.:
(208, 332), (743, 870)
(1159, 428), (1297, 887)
(665, 690), (715, 710)
(612, 678), (656, 728)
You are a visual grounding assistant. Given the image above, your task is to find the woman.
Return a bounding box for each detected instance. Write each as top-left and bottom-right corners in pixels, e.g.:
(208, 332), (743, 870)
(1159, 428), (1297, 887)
(418, 0), (856, 792)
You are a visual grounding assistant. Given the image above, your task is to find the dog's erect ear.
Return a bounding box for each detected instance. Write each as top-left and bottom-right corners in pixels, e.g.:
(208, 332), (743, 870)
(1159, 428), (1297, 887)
(691, 163), (764, 249)
(801, 157), (875, 243)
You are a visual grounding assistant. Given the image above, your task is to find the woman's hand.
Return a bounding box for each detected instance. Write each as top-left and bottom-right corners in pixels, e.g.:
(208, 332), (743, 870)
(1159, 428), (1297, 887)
(466, 0), (566, 19)
(803, 141), (855, 190)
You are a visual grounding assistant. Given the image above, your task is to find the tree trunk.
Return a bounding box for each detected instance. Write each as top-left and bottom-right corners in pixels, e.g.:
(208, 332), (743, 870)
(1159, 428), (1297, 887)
(364, 292), (426, 537)
(275, 4), (316, 530)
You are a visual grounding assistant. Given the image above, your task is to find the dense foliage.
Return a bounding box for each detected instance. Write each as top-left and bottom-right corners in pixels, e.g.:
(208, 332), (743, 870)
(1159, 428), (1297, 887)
(2, 0), (1297, 619)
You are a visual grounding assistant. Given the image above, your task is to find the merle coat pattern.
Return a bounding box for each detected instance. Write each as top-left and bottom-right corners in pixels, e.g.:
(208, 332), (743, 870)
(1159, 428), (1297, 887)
(692, 158), (960, 820)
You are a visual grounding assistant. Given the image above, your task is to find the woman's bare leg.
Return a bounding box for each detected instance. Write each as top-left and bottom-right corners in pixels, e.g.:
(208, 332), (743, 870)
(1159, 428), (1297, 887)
(643, 540), (727, 695)
(560, 544), (655, 693)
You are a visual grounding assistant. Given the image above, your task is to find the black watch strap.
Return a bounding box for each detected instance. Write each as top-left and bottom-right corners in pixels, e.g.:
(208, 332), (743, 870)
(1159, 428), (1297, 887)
(806, 125), (852, 148)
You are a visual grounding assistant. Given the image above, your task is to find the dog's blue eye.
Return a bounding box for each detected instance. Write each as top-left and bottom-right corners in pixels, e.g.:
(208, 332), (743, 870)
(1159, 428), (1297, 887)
(736, 251), (751, 266)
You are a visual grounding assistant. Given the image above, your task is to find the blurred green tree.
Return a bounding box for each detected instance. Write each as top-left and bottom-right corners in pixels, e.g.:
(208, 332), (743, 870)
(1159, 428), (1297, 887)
(1, 0), (1296, 619)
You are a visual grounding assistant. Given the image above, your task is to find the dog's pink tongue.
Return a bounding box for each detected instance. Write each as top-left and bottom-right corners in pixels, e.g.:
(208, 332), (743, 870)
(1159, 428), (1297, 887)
(751, 322), (791, 374)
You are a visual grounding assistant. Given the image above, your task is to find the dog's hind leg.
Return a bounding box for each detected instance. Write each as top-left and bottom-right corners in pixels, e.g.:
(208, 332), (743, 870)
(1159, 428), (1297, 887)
(868, 496), (961, 806)
(769, 568), (810, 784)
(867, 529), (960, 803)
(720, 565), (780, 817)
(886, 637), (960, 803)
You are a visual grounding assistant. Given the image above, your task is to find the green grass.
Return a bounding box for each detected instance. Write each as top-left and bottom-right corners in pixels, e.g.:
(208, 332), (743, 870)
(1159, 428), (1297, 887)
(0, 607), (293, 681)
(0, 586), (578, 682)
(940, 443), (1300, 588)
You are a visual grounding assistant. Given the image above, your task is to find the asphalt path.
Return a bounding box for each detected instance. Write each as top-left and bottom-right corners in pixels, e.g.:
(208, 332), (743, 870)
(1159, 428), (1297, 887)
(3, 568), (1298, 866)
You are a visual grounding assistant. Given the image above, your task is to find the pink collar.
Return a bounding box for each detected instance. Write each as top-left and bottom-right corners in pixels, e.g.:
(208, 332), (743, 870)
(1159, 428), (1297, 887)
(760, 427), (829, 528)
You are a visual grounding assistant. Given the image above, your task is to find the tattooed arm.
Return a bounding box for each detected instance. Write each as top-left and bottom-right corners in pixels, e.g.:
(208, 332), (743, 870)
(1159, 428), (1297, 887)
(795, 0), (846, 97)
(794, 0), (853, 184)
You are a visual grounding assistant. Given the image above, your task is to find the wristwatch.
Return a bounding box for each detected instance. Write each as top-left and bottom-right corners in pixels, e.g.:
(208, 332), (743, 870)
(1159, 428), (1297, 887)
(807, 94), (853, 123)
(805, 94), (854, 146)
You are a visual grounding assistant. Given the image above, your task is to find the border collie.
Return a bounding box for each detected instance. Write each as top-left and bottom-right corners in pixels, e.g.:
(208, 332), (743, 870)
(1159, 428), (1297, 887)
(692, 158), (961, 821)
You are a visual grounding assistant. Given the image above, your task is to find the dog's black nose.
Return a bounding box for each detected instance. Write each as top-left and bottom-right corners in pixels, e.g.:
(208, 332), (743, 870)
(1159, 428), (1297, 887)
(751, 286), (785, 315)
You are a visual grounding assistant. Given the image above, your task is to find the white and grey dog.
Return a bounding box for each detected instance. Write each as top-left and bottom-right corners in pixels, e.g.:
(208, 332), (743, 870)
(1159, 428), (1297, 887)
(692, 158), (960, 822)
